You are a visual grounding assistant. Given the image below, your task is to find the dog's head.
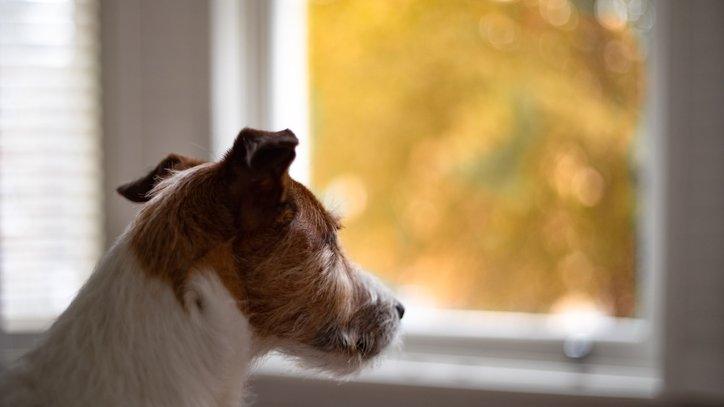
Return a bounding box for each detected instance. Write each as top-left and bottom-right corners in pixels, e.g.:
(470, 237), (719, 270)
(117, 128), (403, 373)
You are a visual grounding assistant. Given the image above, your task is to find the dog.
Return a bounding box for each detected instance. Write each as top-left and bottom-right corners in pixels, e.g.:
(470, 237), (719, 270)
(0, 128), (404, 407)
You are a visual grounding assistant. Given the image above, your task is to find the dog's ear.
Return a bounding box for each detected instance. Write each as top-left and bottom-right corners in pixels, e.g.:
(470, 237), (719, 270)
(117, 154), (205, 203)
(221, 127), (298, 202)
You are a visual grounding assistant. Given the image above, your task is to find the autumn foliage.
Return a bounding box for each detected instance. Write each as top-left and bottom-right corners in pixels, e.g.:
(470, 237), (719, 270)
(309, 0), (646, 316)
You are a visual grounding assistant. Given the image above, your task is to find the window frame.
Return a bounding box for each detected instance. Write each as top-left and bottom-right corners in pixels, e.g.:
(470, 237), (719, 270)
(209, 0), (668, 398)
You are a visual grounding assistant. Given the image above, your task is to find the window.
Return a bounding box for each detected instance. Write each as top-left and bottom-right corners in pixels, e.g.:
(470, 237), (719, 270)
(0, 0), (102, 331)
(213, 0), (660, 395)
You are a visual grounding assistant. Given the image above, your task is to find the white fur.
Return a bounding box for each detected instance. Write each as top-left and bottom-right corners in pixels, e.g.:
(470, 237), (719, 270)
(0, 235), (254, 407)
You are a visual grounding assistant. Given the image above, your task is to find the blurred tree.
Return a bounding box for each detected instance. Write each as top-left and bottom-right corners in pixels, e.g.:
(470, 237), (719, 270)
(310, 0), (645, 317)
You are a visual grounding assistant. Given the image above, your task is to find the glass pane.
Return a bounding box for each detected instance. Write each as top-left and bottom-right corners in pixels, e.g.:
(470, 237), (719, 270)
(309, 0), (649, 317)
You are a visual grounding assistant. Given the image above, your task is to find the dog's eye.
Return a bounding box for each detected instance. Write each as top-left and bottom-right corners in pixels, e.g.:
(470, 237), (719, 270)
(324, 231), (338, 246)
(277, 201), (297, 224)
(279, 201), (293, 212)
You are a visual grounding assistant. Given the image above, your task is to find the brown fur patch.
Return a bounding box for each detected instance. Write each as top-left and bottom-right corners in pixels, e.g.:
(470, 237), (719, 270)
(128, 163), (235, 303)
(128, 167), (351, 339)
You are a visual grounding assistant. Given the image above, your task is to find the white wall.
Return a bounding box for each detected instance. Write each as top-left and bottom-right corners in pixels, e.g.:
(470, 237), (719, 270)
(101, 0), (212, 243)
(660, 0), (724, 404)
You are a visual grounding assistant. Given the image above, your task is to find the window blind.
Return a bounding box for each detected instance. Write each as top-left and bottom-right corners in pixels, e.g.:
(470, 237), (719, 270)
(0, 0), (102, 330)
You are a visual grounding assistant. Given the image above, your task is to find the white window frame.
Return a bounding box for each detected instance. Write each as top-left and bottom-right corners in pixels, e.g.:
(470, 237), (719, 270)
(211, 0), (310, 185)
(210, 0), (668, 399)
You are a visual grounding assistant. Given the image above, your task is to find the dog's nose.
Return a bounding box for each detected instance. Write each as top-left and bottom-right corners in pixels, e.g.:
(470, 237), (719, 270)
(394, 302), (405, 319)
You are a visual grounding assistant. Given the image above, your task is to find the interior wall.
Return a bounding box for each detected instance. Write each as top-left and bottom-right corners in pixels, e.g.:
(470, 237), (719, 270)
(100, 0), (212, 244)
(659, 1), (724, 404)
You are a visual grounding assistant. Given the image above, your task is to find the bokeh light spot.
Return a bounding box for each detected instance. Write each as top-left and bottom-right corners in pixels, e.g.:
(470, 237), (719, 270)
(479, 13), (519, 51)
(539, 0), (572, 27)
(573, 167), (605, 207)
(595, 0), (628, 31)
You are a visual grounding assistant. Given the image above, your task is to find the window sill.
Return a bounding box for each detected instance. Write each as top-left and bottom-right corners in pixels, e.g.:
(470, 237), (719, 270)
(254, 351), (660, 401)
(252, 309), (660, 402)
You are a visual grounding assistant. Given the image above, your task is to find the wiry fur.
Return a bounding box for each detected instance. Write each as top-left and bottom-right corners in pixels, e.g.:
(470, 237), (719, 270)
(0, 128), (402, 406)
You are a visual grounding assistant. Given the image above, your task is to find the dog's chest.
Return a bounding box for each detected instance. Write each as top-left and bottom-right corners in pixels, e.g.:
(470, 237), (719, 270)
(1, 241), (253, 407)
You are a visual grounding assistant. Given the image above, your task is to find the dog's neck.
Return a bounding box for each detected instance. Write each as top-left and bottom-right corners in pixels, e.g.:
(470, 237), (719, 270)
(2, 235), (255, 407)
